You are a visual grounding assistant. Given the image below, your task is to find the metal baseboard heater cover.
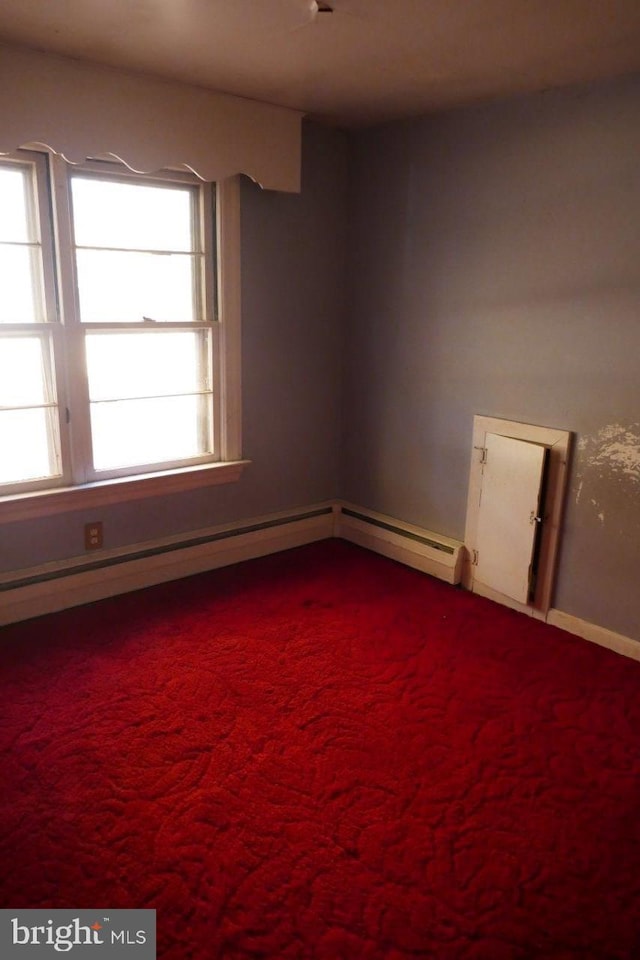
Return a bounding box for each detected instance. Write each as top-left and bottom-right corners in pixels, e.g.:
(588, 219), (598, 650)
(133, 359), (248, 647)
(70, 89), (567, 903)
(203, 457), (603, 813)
(0, 501), (464, 625)
(336, 503), (464, 585)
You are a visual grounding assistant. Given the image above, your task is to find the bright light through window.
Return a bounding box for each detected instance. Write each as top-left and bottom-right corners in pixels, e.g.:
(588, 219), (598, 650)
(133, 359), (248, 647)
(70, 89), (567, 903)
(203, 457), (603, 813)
(0, 164), (44, 324)
(69, 170), (212, 476)
(71, 177), (200, 324)
(75, 249), (196, 323)
(71, 177), (193, 252)
(0, 160), (57, 487)
(0, 151), (231, 500)
(85, 331), (212, 470)
(0, 167), (32, 243)
(0, 408), (54, 484)
(0, 337), (57, 484)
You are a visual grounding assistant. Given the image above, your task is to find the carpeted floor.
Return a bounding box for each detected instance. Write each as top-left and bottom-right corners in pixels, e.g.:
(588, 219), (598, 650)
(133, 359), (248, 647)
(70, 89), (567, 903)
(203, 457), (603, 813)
(1, 539), (639, 959)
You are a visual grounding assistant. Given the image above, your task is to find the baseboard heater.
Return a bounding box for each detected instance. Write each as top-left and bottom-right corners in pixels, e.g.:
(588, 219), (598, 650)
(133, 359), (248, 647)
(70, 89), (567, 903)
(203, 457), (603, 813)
(0, 502), (463, 627)
(0, 505), (335, 626)
(336, 503), (463, 585)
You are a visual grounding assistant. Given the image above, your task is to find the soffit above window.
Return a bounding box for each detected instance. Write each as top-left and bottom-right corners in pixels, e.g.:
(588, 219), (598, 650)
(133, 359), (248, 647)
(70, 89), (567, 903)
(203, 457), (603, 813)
(0, 43), (303, 193)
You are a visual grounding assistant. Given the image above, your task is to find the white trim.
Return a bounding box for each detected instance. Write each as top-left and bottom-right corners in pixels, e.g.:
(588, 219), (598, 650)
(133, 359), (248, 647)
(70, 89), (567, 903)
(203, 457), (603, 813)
(0, 459), (251, 523)
(548, 609), (640, 662)
(217, 177), (242, 462)
(0, 503), (334, 626)
(0, 43), (302, 193)
(471, 580), (547, 620)
(335, 501), (463, 585)
(49, 150), (93, 485)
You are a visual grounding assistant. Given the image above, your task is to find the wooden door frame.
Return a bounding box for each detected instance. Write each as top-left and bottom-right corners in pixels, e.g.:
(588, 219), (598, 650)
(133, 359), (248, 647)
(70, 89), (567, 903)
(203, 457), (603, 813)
(464, 416), (572, 616)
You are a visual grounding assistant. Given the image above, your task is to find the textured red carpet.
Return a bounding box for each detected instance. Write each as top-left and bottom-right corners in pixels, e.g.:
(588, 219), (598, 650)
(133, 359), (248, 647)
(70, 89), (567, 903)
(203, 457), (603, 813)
(1, 540), (640, 959)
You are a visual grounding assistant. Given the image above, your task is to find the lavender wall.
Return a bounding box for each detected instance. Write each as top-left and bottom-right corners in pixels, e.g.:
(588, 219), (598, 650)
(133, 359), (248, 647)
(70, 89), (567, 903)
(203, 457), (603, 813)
(4, 77), (640, 643)
(1, 122), (348, 571)
(343, 76), (640, 639)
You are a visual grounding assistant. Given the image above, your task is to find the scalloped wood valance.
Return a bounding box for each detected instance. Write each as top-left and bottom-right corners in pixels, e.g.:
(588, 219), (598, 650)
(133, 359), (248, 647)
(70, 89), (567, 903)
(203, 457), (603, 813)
(0, 44), (303, 192)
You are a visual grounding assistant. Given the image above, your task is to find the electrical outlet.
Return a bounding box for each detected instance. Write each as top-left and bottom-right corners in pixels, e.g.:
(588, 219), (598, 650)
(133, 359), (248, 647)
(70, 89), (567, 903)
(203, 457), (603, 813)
(84, 521), (103, 551)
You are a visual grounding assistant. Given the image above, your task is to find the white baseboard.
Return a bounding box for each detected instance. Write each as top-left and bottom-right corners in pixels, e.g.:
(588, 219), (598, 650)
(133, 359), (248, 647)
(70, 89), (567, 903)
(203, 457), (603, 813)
(548, 608), (640, 662)
(0, 504), (334, 626)
(333, 503), (640, 662)
(335, 501), (464, 585)
(471, 580), (547, 621)
(469, 583), (640, 661)
(3, 499), (638, 665)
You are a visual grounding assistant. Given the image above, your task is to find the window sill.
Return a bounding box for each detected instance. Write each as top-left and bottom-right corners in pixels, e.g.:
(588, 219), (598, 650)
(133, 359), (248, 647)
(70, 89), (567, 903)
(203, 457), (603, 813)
(0, 460), (251, 523)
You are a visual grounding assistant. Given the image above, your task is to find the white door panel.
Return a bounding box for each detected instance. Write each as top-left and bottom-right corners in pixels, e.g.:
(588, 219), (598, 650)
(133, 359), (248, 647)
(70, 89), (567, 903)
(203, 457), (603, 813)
(475, 433), (547, 603)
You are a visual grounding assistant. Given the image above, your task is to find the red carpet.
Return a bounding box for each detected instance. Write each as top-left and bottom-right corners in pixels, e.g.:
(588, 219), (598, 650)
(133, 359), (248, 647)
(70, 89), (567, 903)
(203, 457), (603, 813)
(1, 539), (640, 959)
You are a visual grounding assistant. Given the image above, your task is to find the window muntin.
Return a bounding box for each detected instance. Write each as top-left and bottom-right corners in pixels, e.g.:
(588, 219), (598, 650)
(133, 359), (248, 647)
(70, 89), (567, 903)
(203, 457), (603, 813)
(0, 151), (228, 497)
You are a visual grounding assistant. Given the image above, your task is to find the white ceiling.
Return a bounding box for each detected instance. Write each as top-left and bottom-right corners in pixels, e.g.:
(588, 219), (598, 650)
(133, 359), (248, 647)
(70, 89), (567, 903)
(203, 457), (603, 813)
(1, 0), (639, 127)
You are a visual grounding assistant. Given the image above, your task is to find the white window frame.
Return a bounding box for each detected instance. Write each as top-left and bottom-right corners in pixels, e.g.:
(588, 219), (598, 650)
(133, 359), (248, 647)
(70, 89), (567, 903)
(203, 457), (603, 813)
(0, 150), (246, 523)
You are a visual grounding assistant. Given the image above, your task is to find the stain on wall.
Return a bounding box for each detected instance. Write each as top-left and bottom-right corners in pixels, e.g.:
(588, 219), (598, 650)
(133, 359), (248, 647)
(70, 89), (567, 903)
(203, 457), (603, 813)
(576, 423), (640, 530)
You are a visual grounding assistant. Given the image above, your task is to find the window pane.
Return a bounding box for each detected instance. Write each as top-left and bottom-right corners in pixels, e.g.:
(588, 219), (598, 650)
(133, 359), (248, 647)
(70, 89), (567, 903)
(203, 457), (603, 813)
(90, 396), (209, 471)
(71, 177), (194, 252)
(0, 337), (50, 406)
(0, 409), (57, 484)
(85, 331), (209, 401)
(75, 249), (197, 322)
(0, 166), (34, 243)
(0, 246), (43, 323)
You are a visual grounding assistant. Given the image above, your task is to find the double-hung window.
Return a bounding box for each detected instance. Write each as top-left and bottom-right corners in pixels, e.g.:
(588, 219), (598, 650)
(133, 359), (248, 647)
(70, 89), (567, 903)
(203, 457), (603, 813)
(0, 150), (241, 509)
